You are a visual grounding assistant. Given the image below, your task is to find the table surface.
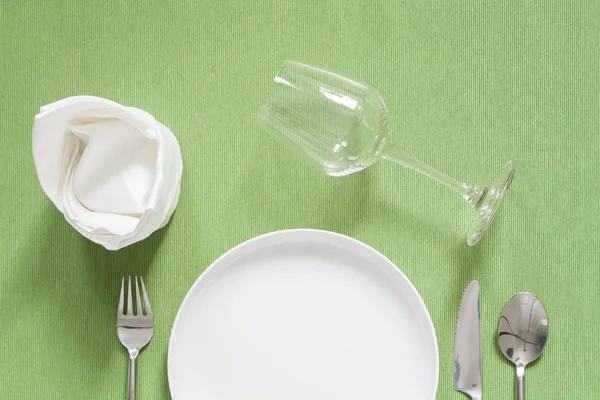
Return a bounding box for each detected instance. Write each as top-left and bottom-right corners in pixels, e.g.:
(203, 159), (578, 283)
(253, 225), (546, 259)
(1, 1), (598, 399)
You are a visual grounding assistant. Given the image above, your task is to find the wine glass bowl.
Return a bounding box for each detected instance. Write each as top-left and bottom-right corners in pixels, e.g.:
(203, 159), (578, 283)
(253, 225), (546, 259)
(258, 60), (390, 176)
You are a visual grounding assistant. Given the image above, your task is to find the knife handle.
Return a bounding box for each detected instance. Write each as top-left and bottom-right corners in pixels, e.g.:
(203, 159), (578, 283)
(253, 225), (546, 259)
(516, 364), (525, 400)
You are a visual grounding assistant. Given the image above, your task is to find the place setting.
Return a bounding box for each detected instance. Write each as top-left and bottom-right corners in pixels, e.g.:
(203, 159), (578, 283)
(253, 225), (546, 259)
(30, 60), (547, 400)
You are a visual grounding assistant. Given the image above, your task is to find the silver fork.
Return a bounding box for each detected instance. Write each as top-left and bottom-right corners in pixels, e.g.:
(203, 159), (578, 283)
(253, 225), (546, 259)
(117, 276), (154, 400)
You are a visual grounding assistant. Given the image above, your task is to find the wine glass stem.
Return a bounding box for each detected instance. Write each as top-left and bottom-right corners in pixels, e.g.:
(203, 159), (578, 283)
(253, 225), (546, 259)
(382, 144), (486, 207)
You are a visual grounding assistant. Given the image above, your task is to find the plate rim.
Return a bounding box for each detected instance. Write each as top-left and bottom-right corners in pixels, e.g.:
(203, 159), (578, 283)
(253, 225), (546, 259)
(167, 228), (439, 399)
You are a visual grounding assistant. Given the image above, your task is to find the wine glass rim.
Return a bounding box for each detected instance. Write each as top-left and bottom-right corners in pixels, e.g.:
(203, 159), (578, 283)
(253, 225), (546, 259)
(281, 59), (372, 91)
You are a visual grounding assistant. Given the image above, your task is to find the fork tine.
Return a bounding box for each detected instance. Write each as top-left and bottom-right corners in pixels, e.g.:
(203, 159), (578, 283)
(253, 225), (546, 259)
(140, 276), (152, 315)
(127, 276), (133, 315)
(118, 277), (124, 314)
(135, 276), (143, 316)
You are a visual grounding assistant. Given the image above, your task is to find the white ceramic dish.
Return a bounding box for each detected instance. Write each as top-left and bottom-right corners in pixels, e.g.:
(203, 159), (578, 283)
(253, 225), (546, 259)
(168, 229), (438, 400)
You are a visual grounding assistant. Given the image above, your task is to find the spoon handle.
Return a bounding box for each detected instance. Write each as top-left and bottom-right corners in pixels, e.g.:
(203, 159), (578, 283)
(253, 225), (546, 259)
(516, 365), (525, 400)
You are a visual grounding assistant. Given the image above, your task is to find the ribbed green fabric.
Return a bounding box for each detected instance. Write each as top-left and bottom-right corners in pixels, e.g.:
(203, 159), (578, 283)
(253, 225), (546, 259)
(0, 1), (598, 398)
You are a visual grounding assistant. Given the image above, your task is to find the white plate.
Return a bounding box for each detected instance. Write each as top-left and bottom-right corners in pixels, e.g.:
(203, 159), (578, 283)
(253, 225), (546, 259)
(168, 229), (438, 400)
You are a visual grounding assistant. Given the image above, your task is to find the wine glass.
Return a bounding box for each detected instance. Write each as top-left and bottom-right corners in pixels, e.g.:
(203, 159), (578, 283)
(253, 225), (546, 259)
(258, 60), (515, 246)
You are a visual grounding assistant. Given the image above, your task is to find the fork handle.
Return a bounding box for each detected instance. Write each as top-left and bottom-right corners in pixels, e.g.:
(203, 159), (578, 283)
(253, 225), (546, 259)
(128, 355), (137, 400)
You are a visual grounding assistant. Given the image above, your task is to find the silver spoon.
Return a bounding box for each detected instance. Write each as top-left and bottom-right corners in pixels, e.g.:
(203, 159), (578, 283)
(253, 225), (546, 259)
(497, 293), (548, 400)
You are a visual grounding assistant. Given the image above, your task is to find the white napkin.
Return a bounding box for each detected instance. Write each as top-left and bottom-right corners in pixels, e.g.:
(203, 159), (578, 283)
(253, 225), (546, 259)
(32, 96), (183, 250)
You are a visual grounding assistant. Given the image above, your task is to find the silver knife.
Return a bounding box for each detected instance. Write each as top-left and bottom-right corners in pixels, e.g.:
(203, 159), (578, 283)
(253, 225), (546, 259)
(454, 280), (482, 400)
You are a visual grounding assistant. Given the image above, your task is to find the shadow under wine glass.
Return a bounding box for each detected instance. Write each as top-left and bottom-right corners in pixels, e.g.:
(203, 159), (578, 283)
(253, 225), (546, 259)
(258, 60), (515, 246)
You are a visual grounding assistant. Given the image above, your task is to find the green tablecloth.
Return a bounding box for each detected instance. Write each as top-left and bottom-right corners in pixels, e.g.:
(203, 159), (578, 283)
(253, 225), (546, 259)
(1, 1), (598, 398)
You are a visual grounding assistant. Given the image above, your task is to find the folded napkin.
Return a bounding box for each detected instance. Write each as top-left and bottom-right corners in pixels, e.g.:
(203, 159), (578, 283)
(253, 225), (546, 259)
(32, 96), (183, 250)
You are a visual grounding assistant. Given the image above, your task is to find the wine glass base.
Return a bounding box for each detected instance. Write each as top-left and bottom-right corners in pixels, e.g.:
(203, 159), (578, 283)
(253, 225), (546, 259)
(466, 161), (516, 246)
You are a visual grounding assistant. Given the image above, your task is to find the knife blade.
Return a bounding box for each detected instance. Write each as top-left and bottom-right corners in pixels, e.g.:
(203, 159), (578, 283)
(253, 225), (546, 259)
(454, 280), (482, 400)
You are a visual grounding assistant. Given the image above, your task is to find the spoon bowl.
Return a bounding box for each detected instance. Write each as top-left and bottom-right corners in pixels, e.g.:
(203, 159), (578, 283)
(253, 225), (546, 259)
(498, 292), (548, 400)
